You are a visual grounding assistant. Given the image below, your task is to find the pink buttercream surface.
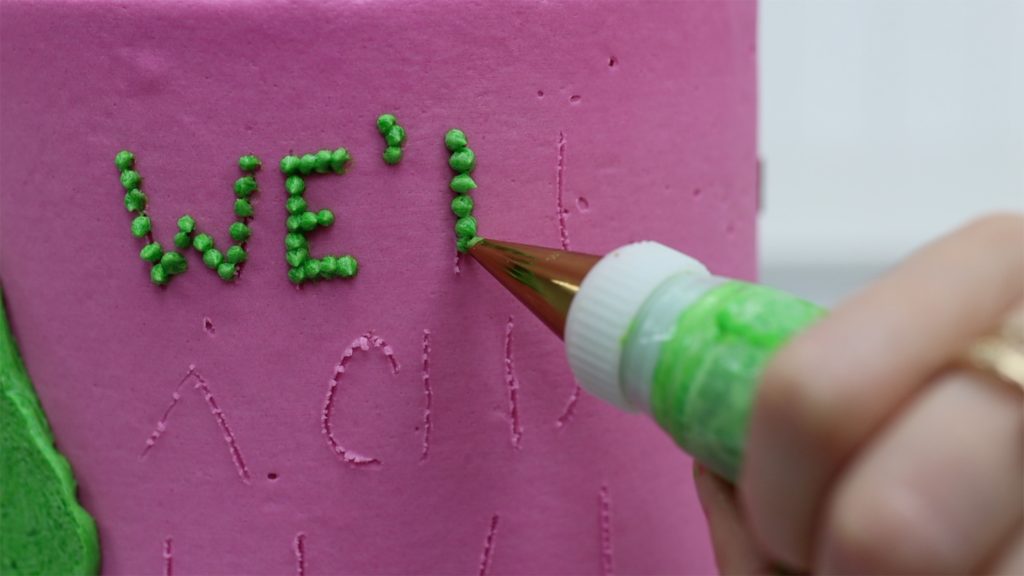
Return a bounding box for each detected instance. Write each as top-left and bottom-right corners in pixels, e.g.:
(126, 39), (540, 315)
(0, 0), (756, 573)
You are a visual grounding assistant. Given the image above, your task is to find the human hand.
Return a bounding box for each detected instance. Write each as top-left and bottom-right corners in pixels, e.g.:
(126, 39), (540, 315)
(696, 214), (1024, 575)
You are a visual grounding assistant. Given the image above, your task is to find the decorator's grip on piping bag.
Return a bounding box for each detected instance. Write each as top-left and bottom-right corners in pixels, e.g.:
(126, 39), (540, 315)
(469, 238), (825, 482)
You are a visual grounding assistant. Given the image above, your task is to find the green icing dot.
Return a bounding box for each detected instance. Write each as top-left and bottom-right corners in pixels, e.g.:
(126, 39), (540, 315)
(123, 189), (147, 213)
(320, 256), (338, 277)
(303, 259), (322, 279)
(450, 174), (477, 194)
(234, 176), (258, 199)
(444, 129), (467, 152)
(225, 245), (247, 264)
(280, 155), (301, 175)
(238, 155), (262, 173)
(313, 149), (333, 174)
(457, 235), (484, 253)
(229, 222), (251, 243)
(451, 194), (474, 218)
(449, 148), (476, 173)
(286, 197), (308, 215)
(120, 169), (141, 191)
(177, 215), (196, 234)
(377, 114), (397, 135)
(192, 233), (214, 253)
(299, 211), (318, 231)
(130, 215), (151, 238)
(173, 231), (192, 250)
(217, 262), (237, 281)
(115, 150), (135, 171)
(385, 125), (406, 147)
(316, 209), (335, 227)
(288, 267), (305, 285)
(286, 215), (301, 233)
(330, 148), (351, 173)
(159, 251), (187, 276)
(150, 263), (169, 285)
(455, 215), (478, 239)
(298, 154), (316, 175)
(139, 242), (163, 263)
(336, 255), (358, 278)
(202, 248), (223, 270)
(234, 199), (253, 218)
(285, 175), (306, 196)
(284, 233), (307, 251)
(286, 248), (309, 268)
(382, 146), (403, 165)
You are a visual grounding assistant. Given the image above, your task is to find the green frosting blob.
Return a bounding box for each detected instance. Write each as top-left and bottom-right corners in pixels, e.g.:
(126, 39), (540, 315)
(316, 209), (335, 227)
(234, 176), (258, 199)
(286, 248), (309, 268)
(202, 248), (224, 270)
(285, 215), (301, 233)
(313, 150), (333, 174)
(159, 251), (187, 276)
(238, 155), (262, 173)
(450, 174), (477, 194)
(225, 245), (247, 264)
(172, 232), (192, 250)
(330, 148), (351, 174)
(228, 222), (251, 243)
(286, 197), (308, 216)
(385, 125), (406, 147)
(288, 267), (305, 285)
(234, 199), (253, 219)
(335, 255), (358, 278)
(298, 211), (318, 232)
(114, 150), (135, 171)
(303, 258), (322, 279)
(382, 146), (403, 165)
(139, 242), (164, 263)
(454, 215), (478, 239)
(285, 175), (306, 196)
(150, 263), (169, 285)
(119, 170), (141, 191)
(130, 215), (151, 238)
(217, 262), (237, 281)
(444, 129), (467, 152)
(319, 256), (338, 277)
(451, 194), (474, 218)
(280, 155), (301, 175)
(448, 148), (476, 173)
(648, 281), (824, 481)
(298, 154), (317, 175)
(377, 114), (397, 135)
(123, 189), (147, 213)
(284, 233), (307, 251)
(192, 233), (214, 253)
(176, 215), (196, 234)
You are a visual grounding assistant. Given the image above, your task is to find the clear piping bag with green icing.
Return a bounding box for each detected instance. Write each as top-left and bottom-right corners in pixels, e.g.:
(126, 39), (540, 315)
(470, 239), (825, 482)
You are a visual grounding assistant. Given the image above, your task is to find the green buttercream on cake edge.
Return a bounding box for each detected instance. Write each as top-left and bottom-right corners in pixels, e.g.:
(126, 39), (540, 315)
(0, 289), (100, 574)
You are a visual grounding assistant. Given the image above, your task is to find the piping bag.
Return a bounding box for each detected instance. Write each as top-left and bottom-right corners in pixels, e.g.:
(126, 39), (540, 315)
(469, 238), (825, 482)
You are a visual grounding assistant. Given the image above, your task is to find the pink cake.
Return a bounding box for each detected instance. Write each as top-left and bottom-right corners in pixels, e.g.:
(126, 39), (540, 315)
(0, 0), (757, 573)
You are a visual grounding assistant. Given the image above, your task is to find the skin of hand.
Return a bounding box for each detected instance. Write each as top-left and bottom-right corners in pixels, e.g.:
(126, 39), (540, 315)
(695, 213), (1024, 575)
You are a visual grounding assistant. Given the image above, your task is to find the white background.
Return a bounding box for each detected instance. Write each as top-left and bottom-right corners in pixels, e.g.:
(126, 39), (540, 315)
(759, 0), (1024, 305)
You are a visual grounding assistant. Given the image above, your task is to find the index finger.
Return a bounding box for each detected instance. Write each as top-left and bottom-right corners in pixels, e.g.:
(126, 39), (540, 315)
(739, 213), (1024, 569)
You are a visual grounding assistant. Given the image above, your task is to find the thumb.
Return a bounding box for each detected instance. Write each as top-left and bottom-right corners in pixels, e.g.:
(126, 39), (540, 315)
(694, 462), (773, 575)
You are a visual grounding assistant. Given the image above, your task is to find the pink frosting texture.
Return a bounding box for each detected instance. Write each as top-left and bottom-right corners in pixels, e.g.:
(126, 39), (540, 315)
(0, 0), (756, 574)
